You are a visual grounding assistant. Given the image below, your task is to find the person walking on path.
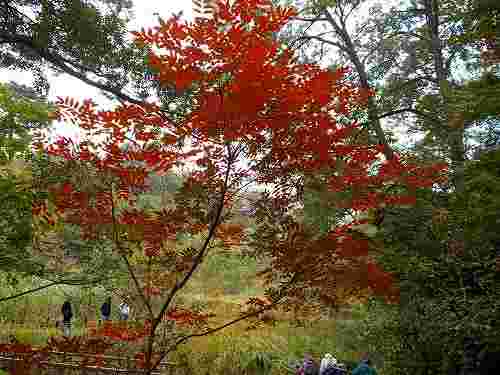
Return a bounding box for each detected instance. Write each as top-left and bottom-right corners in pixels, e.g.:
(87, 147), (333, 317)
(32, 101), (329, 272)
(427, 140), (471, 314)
(352, 356), (377, 375)
(61, 300), (73, 337)
(320, 353), (344, 375)
(119, 301), (129, 321)
(100, 297), (111, 322)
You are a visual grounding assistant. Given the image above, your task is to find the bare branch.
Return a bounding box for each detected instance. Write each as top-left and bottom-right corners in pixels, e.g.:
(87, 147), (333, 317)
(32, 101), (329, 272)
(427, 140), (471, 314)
(360, 39), (388, 65)
(291, 16), (328, 22)
(0, 33), (145, 106)
(376, 108), (441, 123)
(352, 19), (372, 42)
(0, 274), (105, 303)
(322, 8), (350, 47)
(381, 77), (438, 97)
(344, 0), (363, 21)
(294, 35), (350, 54)
(0, 281), (61, 303)
(287, 11), (328, 52)
(386, 30), (430, 42)
(337, 1), (349, 32)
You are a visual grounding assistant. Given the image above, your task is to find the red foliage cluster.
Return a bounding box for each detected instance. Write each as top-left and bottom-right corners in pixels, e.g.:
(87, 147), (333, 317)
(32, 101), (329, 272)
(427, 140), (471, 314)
(92, 321), (151, 341)
(215, 223), (245, 247)
(0, 337), (120, 374)
(163, 307), (215, 325)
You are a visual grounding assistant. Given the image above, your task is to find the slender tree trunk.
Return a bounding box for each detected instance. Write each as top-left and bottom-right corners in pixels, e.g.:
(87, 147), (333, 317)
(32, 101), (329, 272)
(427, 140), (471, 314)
(350, 50), (395, 161)
(144, 254), (155, 374)
(424, 1), (471, 374)
(424, 0), (465, 194)
(322, 9), (395, 161)
(145, 332), (156, 375)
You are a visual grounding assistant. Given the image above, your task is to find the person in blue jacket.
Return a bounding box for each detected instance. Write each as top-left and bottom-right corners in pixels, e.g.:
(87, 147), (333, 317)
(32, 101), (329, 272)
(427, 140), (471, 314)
(352, 357), (377, 375)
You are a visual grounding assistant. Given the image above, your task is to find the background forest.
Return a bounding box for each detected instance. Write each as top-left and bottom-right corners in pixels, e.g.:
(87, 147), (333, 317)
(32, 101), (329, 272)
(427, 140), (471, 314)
(0, 0), (499, 374)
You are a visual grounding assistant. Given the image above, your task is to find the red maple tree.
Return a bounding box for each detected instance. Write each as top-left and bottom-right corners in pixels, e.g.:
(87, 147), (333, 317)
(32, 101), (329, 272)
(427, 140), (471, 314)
(28, 0), (447, 372)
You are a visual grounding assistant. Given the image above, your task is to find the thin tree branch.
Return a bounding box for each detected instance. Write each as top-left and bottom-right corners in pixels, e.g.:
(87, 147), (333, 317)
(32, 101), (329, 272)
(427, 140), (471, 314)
(353, 19), (372, 42)
(287, 11), (327, 53)
(376, 108), (441, 123)
(345, 0), (362, 21)
(0, 274), (105, 303)
(1, 33), (145, 106)
(360, 39), (389, 66)
(381, 77), (438, 98)
(291, 16), (328, 22)
(0, 281), (61, 303)
(337, 2), (350, 34)
(322, 7), (343, 37)
(294, 35), (350, 54)
(387, 30), (430, 42)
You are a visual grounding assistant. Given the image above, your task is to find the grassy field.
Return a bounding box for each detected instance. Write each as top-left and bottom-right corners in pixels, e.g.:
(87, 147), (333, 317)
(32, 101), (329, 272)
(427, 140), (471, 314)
(0, 252), (369, 374)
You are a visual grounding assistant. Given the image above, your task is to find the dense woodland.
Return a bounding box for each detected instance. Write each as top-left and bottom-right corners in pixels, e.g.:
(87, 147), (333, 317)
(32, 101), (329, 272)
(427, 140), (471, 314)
(0, 0), (499, 374)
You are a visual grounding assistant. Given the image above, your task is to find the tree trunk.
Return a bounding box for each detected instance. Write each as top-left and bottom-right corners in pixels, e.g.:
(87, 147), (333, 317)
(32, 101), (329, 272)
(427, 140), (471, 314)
(460, 336), (481, 375)
(322, 9), (394, 161)
(424, 2), (470, 374)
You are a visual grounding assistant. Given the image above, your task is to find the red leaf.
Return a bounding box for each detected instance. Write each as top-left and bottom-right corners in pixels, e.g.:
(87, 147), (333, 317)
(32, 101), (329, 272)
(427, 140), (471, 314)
(61, 182), (73, 194)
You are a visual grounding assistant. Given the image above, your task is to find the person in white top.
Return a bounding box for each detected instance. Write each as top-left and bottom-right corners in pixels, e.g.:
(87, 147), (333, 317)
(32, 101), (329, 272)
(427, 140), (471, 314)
(119, 301), (130, 321)
(320, 353), (339, 375)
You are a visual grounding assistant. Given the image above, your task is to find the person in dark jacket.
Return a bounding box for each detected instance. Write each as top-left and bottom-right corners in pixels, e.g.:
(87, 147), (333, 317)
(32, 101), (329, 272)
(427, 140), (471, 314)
(101, 297), (111, 321)
(61, 300), (73, 336)
(352, 357), (377, 375)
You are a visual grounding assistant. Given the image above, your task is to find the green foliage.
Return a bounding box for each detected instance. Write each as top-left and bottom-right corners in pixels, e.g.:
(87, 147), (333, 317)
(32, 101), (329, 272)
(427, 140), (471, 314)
(193, 253), (259, 296)
(148, 172), (184, 194)
(302, 173), (340, 236)
(447, 0), (500, 50)
(330, 300), (400, 374)
(366, 147), (500, 374)
(444, 72), (500, 137)
(240, 351), (274, 374)
(463, 149), (500, 242)
(0, 83), (52, 275)
(0, 165), (33, 272)
(135, 193), (162, 210)
(0, 83), (51, 160)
